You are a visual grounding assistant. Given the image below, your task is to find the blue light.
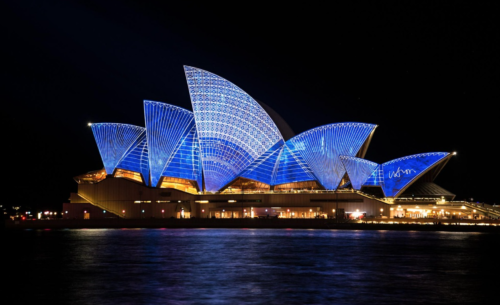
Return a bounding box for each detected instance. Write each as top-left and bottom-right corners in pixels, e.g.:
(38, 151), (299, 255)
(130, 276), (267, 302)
(274, 142), (316, 186)
(381, 152), (450, 197)
(115, 130), (150, 185)
(144, 101), (197, 187)
(184, 66), (283, 191)
(340, 155), (379, 190)
(161, 124), (203, 190)
(240, 140), (284, 185)
(363, 165), (384, 187)
(289, 123), (377, 190)
(86, 67), (453, 199)
(91, 123), (145, 175)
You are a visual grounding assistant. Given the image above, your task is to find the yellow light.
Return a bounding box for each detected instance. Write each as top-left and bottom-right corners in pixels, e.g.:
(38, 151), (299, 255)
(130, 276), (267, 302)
(87, 122), (92, 126)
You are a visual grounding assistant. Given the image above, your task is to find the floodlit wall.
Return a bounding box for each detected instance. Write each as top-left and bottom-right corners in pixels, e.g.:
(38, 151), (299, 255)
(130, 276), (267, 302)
(76, 177), (388, 219)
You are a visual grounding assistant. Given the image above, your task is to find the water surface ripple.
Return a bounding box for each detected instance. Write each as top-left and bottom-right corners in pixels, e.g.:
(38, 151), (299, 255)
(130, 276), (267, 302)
(4, 229), (498, 305)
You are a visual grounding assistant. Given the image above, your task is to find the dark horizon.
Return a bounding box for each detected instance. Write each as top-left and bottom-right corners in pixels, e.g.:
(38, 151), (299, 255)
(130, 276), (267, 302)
(2, 1), (498, 210)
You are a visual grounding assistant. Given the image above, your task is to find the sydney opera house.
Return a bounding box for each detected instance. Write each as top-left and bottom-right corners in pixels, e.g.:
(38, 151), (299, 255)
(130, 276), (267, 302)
(65, 66), (465, 220)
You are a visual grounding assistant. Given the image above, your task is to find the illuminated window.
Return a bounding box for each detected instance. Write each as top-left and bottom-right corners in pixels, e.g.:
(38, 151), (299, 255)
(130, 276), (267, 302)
(73, 168), (107, 184)
(114, 169), (143, 183)
(159, 177), (199, 194)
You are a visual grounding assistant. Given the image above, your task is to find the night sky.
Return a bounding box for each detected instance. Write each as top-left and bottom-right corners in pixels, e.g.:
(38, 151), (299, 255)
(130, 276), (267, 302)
(2, 1), (498, 210)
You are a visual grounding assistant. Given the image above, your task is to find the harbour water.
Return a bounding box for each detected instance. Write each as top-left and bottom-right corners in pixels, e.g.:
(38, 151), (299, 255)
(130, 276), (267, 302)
(4, 228), (499, 304)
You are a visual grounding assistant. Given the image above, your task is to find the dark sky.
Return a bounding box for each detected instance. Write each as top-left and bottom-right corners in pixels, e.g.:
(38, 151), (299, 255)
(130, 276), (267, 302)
(2, 1), (498, 210)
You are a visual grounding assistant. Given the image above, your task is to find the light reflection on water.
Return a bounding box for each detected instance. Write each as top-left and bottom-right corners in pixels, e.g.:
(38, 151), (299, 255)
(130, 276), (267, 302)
(4, 229), (499, 305)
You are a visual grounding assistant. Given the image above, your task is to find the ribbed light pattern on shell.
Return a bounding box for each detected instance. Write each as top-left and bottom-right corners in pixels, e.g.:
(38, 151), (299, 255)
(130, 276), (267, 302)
(274, 142), (317, 185)
(339, 155), (379, 190)
(116, 131), (150, 185)
(289, 123), (377, 190)
(91, 123), (145, 175)
(363, 165), (384, 187)
(239, 140), (284, 185)
(161, 124), (203, 190)
(144, 100), (195, 187)
(184, 66), (283, 191)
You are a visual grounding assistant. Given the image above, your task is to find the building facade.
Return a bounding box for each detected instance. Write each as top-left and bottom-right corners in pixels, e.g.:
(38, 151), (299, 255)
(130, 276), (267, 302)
(66, 66), (471, 220)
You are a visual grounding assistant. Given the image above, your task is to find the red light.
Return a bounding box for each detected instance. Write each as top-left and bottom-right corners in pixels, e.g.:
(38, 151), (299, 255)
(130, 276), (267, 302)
(122, 210), (125, 213)
(84, 210), (87, 213)
(22, 216), (26, 220)
(161, 210), (164, 213)
(202, 209), (205, 213)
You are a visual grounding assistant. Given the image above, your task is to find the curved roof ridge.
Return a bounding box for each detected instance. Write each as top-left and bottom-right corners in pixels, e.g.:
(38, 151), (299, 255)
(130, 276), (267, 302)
(339, 155), (379, 166)
(384, 152), (449, 165)
(183, 65), (284, 140)
(292, 122), (377, 140)
(255, 100), (295, 141)
(91, 123), (145, 130)
(143, 100), (193, 114)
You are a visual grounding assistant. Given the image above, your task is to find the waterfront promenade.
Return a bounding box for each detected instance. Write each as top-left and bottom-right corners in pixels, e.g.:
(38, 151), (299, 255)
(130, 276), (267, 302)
(3, 217), (500, 232)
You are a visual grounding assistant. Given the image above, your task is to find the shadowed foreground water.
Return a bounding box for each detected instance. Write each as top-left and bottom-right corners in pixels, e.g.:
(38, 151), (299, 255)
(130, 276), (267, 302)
(3, 229), (499, 305)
